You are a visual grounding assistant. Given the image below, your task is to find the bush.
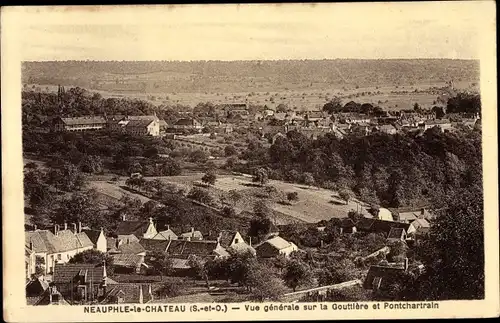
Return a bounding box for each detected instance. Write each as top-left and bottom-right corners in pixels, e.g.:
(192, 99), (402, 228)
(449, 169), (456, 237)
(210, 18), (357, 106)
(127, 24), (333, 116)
(187, 187), (213, 205)
(155, 280), (182, 298)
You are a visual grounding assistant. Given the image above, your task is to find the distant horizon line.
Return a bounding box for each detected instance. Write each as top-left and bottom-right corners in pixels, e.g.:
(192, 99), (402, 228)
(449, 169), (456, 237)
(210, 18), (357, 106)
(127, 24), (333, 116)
(22, 58), (480, 63)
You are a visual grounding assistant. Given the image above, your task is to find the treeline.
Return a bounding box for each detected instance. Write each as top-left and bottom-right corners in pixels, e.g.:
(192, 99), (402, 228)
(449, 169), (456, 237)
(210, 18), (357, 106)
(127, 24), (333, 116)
(22, 87), (189, 124)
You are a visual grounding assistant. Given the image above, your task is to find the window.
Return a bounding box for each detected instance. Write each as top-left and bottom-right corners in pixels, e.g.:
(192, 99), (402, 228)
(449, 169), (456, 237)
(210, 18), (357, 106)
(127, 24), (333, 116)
(57, 254), (61, 260)
(234, 238), (239, 244)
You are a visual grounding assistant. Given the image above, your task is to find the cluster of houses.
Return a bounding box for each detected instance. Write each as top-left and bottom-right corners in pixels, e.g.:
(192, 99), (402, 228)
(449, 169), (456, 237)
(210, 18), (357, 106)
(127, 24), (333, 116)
(39, 100), (480, 143)
(25, 216), (299, 305)
(320, 206), (433, 297)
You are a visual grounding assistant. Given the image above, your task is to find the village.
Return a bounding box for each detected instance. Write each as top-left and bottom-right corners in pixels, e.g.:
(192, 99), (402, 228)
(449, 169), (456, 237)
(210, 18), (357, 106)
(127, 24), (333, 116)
(22, 67), (483, 306)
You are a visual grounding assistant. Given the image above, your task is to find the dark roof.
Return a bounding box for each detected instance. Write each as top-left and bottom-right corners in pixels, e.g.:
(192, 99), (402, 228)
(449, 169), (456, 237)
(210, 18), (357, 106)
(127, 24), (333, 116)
(218, 231), (237, 248)
(127, 115), (158, 121)
(355, 218), (410, 234)
(116, 221), (151, 237)
(53, 263), (107, 284)
(363, 265), (406, 290)
(125, 119), (154, 129)
(82, 229), (102, 246)
(166, 240), (219, 258)
(340, 218), (357, 228)
(117, 242), (146, 254)
(101, 283), (153, 304)
(112, 254), (144, 268)
(139, 238), (170, 253)
(175, 118), (199, 126)
(387, 227), (406, 239)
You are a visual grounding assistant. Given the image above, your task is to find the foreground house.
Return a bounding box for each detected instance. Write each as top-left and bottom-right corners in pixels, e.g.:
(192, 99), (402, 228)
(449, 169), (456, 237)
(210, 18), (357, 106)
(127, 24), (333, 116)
(387, 228), (408, 243)
(111, 254), (147, 274)
(100, 283), (154, 304)
(25, 224), (94, 274)
(52, 263), (117, 304)
(25, 246), (36, 280)
(363, 259), (409, 295)
(255, 236), (298, 258)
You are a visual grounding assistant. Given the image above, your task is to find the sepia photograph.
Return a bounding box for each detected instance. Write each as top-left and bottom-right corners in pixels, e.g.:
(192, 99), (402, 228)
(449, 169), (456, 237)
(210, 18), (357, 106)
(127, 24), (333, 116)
(2, 2), (499, 321)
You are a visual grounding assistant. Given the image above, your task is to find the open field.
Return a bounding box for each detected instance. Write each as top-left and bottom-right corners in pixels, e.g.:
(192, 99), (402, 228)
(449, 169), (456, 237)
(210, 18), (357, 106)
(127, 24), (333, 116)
(23, 59), (479, 111)
(88, 180), (152, 204)
(25, 81), (476, 112)
(147, 173), (371, 224)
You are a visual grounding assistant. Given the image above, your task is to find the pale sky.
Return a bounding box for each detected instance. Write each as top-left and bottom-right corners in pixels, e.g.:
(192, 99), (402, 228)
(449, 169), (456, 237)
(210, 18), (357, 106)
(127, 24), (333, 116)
(3, 2), (496, 61)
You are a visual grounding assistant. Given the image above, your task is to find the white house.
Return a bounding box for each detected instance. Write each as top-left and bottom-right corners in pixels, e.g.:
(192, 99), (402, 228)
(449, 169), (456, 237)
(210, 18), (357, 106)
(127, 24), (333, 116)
(82, 228), (107, 253)
(255, 236), (298, 258)
(217, 230), (255, 255)
(25, 223), (94, 274)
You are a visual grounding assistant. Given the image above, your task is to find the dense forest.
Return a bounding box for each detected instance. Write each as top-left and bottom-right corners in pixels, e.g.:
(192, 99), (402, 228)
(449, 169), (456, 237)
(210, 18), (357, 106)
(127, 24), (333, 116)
(236, 124), (482, 209)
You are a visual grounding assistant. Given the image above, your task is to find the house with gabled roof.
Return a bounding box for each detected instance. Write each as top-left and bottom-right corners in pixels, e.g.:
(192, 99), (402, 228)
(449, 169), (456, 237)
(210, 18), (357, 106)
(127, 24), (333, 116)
(116, 218), (158, 240)
(123, 119), (160, 137)
(138, 238), (170, 253)
(52, 262), (117, 304)
(387, 227), (407, 243)
(355, 218), (410, 236)
(363, 260), (408, 294)
(217, 230), (255, 255)
(165, 240), (229, 260)
(151, 225), (178, 241)
(179, 227), (203, 241)
(82, 228), (107, 253)
(25, 224), (94, 274)
(25, 245), (36, 280)
(389, 207), (434, 223)
(51, 116), (107, 132)
(111, 254), (147, 274)
(100, 283), (154, 304)
(255, 236), (298, 259)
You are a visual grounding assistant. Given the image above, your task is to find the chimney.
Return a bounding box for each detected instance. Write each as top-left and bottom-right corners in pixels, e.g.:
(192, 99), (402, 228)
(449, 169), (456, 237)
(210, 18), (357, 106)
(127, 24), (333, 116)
(78, 221), (82, 233)
(249, 236), (252, 247)
(72, 223), (77, 233)
(320, 240), (324, 248)
(64, 222), (68, 231)
(34, 225), (37, 231)
(149, 217), (154, 225)
(419, 208), (425, 219)
(404, 257), (409, 271)
(122, 214), (126, 221)
(54, 224), (60, 236)
(167, 225), (170, 230)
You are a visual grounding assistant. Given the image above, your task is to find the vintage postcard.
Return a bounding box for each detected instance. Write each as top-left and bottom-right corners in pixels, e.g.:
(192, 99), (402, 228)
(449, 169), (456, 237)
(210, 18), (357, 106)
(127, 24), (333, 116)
(2, 2), (499, 321)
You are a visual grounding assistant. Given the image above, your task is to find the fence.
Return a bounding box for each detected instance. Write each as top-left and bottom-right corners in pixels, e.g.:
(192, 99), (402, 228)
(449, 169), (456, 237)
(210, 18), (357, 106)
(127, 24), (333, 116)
(280, 280), (362, 302)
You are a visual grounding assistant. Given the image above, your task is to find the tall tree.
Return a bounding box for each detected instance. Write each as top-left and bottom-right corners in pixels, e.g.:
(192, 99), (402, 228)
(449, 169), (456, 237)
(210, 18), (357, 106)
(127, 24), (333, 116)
(283, 259), (313, 292)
